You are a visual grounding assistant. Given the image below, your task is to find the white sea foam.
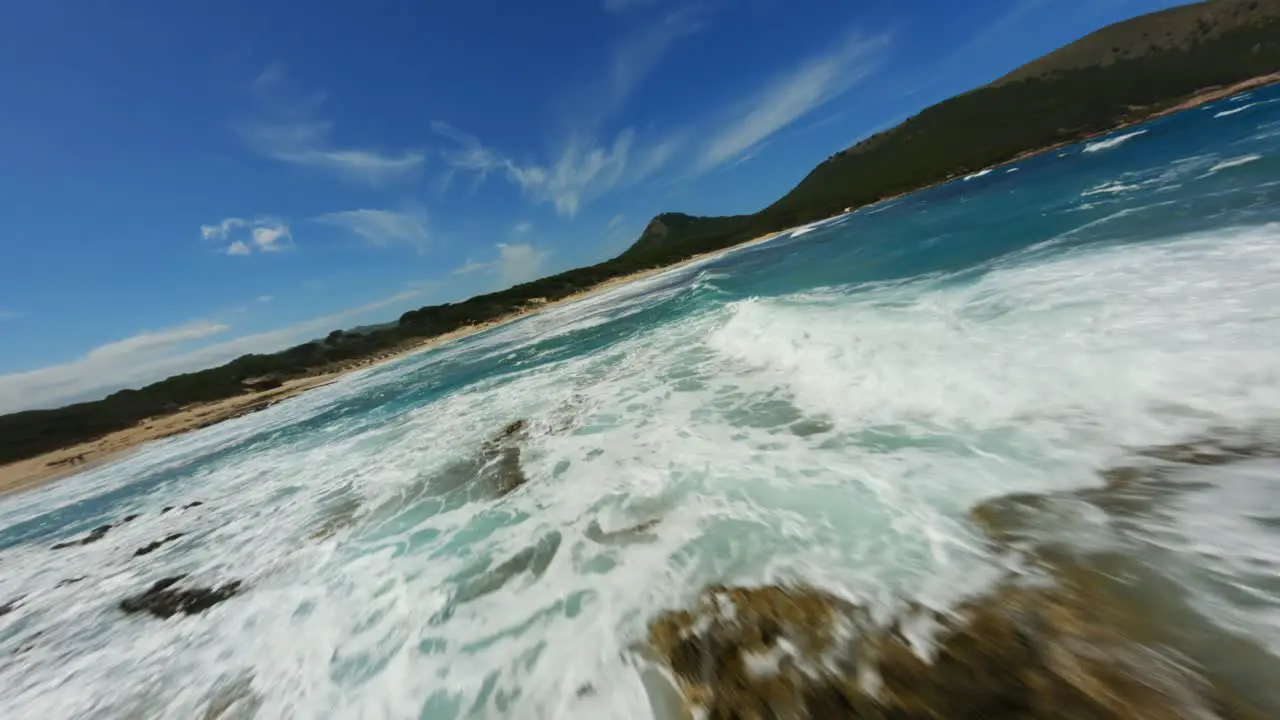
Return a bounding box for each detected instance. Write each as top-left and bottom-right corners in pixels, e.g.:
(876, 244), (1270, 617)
(3, 225), (1280, 715)
(1204, 154), (1263, 175)
(963, 168), (993, 181)
(1217, 103), (1259, 118)
(1081, 181), (1141, 197)
(1083, 129), (1148, 153)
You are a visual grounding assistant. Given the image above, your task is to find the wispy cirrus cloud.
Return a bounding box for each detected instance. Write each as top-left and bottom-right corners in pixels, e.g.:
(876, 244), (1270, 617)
(507, 131), (635, 217)
(599, 7), (705, 123)
(431, 9), (698, 217)
(201, 217), (293, 255)
(317, 207), (430, 252)
(0, 290), (422, 413)
(695, 31), (891, 172)
(435, 122), (683, 218)
(241, 63), (425, 185)
(431, 121), (507, 192)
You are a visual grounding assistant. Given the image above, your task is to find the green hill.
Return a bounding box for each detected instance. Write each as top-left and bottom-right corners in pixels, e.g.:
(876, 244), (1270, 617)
(3, 0), (1279, 467)
(622, 0), (1280, 261)
(994, 0), (1280, 86)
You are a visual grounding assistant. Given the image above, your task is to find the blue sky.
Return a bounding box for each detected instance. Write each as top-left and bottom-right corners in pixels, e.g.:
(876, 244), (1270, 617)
(0, 0), (1186, 412)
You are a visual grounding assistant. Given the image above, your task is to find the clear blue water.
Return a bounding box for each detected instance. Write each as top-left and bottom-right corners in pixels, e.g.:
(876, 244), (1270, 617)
(3, 86), (1280, 718)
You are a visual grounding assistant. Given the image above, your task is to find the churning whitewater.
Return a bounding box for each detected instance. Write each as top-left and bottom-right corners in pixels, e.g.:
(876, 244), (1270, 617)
(3, 85), (1280, 718)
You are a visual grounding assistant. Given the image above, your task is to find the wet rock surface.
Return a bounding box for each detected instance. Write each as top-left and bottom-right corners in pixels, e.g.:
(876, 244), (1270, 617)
(120, 576), (243, 619)
(0, 596), (22, 617)
(585, 517), (661, 545)
(644, 436), (1280, 719)
(133, 533), (185, 557)
(453, 530), (562, 605)
(646, 579), (1266, 720)
(309, 491), (363, 541)
(51, 523), (115, 550)
(419, 418), (533, 502)
(479, 419), (531, 498)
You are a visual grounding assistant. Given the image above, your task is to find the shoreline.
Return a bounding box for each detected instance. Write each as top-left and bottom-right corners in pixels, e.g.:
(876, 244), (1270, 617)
(0, 232), (784, 497)
(3, 73), (1275, 498)
(859, 73), (1280, 210)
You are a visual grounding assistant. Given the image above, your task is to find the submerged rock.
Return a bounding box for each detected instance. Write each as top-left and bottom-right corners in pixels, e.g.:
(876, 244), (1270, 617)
(198, 673), (262, 720)
(645, 579), (1267, 720)
(424, 418), (533, 501)
(479, 420), (530, 498)
(585, 518), (662, 545)
(120, 576), (243, 619)
(133, 533), (185, 557)
(453, 531), (562, 605)
(51, 523), (114, 550)
(309, 492), (363, 541)
(0, 596), (22, 617)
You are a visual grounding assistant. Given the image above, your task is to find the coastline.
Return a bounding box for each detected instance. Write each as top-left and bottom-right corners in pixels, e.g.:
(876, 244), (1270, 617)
(0, 231), (784, 497)
(3, 73), (1275, 498)
(856, 73), (1280, 211)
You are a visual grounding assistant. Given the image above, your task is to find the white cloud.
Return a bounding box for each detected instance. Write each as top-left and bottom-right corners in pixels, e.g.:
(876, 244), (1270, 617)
(493, 243), (551, 286)
(507, 131), (635, 217)
(201, 217), (246, 241)
(0, 320), (228, 413)
(0, 291), (422, 413)
(512, 221), (533, 236)
(317, 208), (430, 252)
(430, 10), (696, 217)
(452, 243), (551, 287)
(696, 31), (890, 171)
(256, 295), (274, 303)
(242, 64), (425, 185)
(435, 122), (643, 218)
(202, 217), (293, 256)
(252, 225), (291, 252)
(608, 214), (626, 229)
(452, 259), (491, 276)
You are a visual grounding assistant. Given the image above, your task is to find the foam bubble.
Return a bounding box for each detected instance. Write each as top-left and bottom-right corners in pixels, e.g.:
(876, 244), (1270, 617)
(1083, 129), (1148, 153)
(1204, 154), (1263, 175)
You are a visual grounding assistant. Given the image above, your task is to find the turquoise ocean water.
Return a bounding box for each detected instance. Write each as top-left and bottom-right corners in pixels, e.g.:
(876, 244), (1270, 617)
(3, 86), (1280, 717)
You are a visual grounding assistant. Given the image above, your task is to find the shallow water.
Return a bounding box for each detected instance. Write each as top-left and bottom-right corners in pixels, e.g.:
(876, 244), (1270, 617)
(3, 86), (1280, 718)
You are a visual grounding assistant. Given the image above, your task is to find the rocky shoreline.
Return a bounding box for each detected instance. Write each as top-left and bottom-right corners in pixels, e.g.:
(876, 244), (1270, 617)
(6, 417), (1279, 718)
(639, 437), (1280, 719)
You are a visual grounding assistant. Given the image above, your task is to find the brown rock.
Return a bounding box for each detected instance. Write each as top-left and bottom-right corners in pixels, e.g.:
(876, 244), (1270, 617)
(646, 576), (1268, 719)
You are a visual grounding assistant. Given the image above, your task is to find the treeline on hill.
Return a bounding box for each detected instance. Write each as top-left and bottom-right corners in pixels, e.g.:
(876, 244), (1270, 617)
(2, 7), (1279, 466)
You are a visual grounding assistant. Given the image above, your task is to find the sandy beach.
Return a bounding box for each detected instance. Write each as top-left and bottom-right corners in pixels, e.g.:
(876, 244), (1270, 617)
(0, 232), (784, 497)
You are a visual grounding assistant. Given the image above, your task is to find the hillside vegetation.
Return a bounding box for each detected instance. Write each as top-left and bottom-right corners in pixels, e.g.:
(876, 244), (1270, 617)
(3, 0), (1280, 466)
